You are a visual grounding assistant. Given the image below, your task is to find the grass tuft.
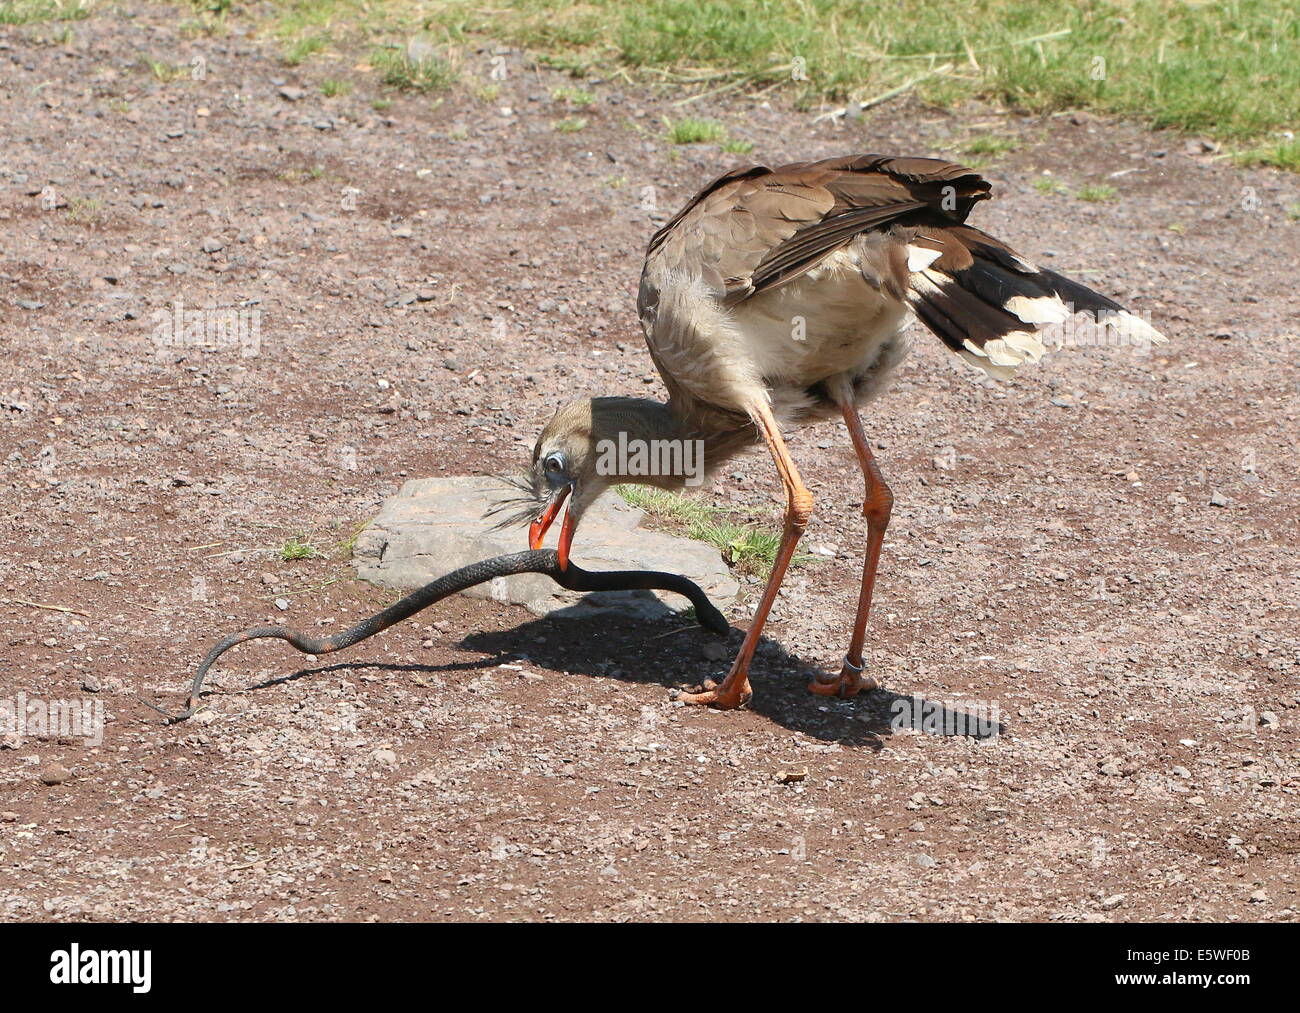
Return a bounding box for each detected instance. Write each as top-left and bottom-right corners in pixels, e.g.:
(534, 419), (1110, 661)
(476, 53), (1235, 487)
(1076, 183), (1118, 202)
(371, 41), (457, 92)
(283, 33), (328, 65)
(141, 57), (189, 82)
(0, 0), (93, 25)
(551, 85), (596, 106)
(617, 486), (812, 577)
(720, 138), (755, 154)
(665, 117), (727, 145)
(280, 536), (317, 561)
(1233, 139), (1300, 172)
(963, 134), (1018, 156)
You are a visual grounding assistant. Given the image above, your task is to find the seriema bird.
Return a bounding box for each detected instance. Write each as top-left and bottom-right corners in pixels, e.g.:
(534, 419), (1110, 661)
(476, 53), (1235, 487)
(503, 154), (1164, 709)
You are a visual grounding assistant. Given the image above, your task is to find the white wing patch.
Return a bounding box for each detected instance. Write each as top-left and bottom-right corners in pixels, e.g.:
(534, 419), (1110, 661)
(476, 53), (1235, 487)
(905, 245), (943, 273)
(1005, 293), (1070, 325)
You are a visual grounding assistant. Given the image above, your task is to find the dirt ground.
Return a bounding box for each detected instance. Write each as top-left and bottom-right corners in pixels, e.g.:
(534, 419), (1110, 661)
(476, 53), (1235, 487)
(1, 6), (1298, 922)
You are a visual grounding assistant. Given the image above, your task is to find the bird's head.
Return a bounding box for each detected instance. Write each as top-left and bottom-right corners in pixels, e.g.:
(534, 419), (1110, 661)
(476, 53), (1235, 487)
(491, 396), (687, 569)
(491, 399), (620, 570)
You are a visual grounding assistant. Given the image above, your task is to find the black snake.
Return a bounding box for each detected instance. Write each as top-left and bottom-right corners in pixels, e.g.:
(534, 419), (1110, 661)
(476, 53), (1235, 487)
(144, 548), (729, 723)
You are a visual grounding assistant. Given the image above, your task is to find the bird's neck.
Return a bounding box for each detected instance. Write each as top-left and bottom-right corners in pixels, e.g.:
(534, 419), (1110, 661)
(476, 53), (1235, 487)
(593, 397), (755, 491)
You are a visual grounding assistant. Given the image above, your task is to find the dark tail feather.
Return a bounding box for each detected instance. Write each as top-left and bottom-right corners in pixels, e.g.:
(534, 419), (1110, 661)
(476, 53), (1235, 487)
(904, 225), (1166, 375)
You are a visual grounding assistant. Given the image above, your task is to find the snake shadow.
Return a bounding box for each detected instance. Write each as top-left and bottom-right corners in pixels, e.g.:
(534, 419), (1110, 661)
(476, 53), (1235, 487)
(455, 609), (1006, 748)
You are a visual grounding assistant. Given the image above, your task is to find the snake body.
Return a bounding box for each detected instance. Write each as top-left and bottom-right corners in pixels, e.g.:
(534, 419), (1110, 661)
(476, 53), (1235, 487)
(148, 548), (729, 723)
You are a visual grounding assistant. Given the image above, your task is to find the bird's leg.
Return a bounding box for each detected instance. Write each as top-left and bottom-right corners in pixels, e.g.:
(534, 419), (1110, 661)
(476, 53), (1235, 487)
(809, 394), (892, 698)
(680, 401), (812, 709)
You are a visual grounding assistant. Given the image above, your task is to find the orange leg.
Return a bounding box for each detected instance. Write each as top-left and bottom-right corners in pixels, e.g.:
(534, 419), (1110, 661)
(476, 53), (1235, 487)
(809, 386), (892, 698)
(680, 400), (812, 709)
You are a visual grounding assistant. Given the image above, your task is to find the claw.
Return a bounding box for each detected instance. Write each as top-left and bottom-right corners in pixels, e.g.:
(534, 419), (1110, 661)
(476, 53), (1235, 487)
(679, 674), (752, 709)
(808, 655), (880, 698)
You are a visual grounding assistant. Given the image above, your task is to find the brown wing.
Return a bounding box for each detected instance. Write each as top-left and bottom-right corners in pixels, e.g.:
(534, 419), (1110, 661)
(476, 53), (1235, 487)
(644, 154), (991, 307)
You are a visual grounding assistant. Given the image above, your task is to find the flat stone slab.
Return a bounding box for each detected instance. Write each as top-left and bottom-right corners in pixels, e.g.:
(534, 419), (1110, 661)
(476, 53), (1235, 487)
(352, 476), (738, 622)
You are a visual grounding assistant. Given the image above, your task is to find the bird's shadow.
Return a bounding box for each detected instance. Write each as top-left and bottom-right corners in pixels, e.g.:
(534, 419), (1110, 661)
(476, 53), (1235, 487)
(459, 613), (1006, 747)
(219, 608), (1005, 748)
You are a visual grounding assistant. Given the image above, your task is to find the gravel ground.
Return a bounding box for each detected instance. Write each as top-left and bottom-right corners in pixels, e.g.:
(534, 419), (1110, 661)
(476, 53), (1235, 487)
(1, 7), (1297, 922)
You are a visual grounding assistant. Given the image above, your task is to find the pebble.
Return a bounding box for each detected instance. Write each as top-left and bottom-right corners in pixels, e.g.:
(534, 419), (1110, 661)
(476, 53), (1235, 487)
(1209, 490), (1230, 507)
(274, 598), (290, 611)
(1100, 894), (1126, 911)
(701, 641), (728, 662)
(39, 764), (72, 786)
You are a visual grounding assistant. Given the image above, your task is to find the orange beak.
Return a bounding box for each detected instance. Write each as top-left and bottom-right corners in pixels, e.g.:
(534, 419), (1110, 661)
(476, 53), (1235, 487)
(528, 484), (576, 569)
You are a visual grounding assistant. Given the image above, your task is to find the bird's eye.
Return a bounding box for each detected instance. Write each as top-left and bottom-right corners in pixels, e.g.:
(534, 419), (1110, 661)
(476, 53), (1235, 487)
(543, 452), (565, 477)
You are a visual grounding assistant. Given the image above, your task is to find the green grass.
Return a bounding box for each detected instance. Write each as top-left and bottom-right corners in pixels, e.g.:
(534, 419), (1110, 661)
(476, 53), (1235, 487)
(333, 517), (372, 559)
(665, 117), (728, 144)
(1032, 175), (1068, 195)
(279, 536), (317, 561)
(320, 77), (353, 97)
(283, 33), (329, 65)
(663, 117), (753, 152)
(276, 164), (324, 183)
(963, 134), (1018, 156)
(617, 485), (811, 577)
(553, 116), (588, 133)
(618, 485), (717, 526)
(124, 0), (1292, 170)
(402, 0), (1297, 151)
(187, 1), (1297, 165)
(65, 195), (103, 224)
(1286, 202), (1300, 222)
(371, 43), (457, 92)
(1077, 183), (1118, 202)
(0, 0), (93, 24)
(1233, 139), (1300, 172)
(551, 85), (596, 106)
(271, 0), (342, 64)
(141, 57), (189, 82)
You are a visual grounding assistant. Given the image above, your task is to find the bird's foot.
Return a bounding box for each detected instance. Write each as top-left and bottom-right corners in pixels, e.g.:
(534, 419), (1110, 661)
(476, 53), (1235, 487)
(678, 673), (752, 709)
(808, 656), (880, 698)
